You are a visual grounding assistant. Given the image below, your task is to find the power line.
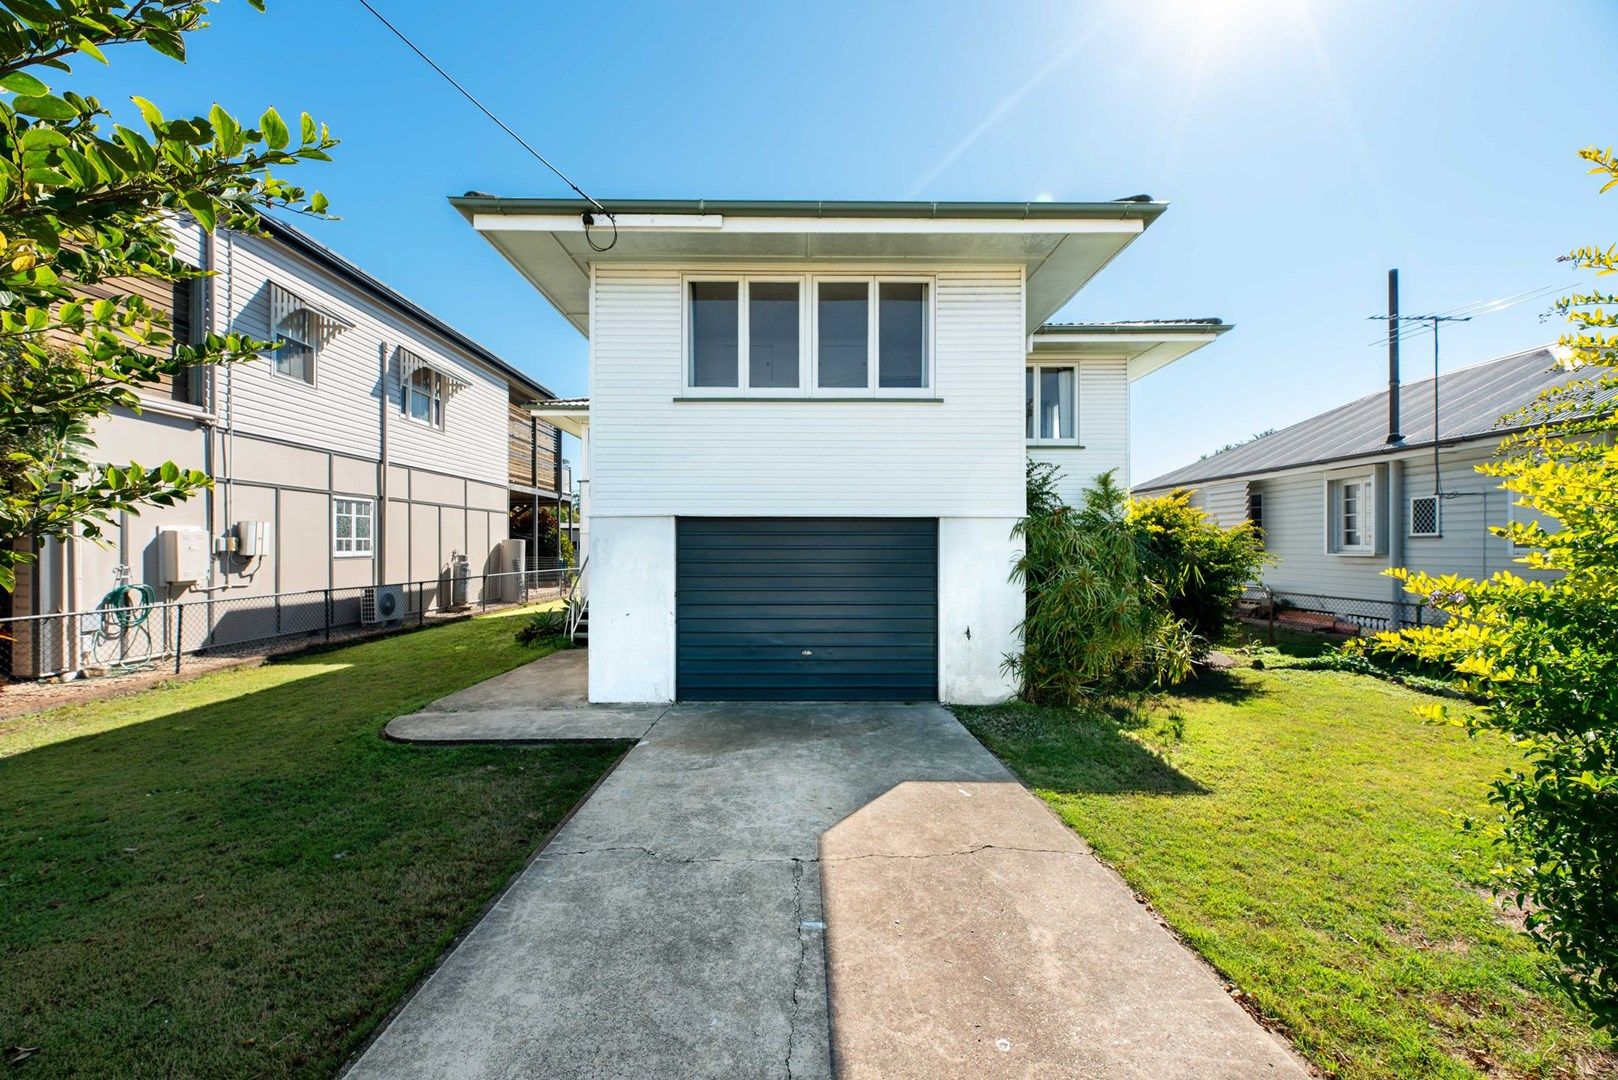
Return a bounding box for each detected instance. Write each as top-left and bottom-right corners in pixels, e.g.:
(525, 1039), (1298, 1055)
(352, 0), (616, 250)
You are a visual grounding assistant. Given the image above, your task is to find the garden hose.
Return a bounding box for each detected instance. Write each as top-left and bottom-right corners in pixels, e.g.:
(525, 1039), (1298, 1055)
(85, 583), (158, 671)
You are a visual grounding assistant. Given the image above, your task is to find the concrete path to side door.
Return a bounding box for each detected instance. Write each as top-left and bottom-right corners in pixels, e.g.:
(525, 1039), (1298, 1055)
(354, 693), (1309, 1079)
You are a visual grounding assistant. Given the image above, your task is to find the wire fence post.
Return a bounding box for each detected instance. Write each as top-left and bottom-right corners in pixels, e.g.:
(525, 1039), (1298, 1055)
(324, 588), (332, 642)
(174, 603), (184, 674)
(419, 581), (426, 627)
(481, 574), (488, 612)
(1265, 586), (1276, 646)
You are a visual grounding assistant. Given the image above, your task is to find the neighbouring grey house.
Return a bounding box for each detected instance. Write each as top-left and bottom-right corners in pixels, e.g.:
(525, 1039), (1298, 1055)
(5, 215), (565, 679)
(1133, 346), (1574, 628)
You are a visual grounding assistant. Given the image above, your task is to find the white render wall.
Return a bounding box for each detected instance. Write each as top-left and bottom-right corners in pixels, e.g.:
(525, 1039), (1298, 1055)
(938, 517), (1023, 703)
(584, 263), (1028, 704)
(587, 516), (676, 703)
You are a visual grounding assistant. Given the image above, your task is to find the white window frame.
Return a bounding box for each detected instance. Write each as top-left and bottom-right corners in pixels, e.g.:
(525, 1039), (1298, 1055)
(332, 496), (375, 558)
(403, 365), (448, 431)
(272, 310), (320, 388)
(680, 273), (933, 399)
(1327, 476), (1376, 554)
(1408, 494), (1441, 537)
(1025, 362), (1080, 446)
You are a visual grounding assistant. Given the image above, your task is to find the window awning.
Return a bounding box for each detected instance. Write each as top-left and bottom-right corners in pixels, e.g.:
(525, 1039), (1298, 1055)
(395, 346), (470, 397)
(268, 281), (352, 346)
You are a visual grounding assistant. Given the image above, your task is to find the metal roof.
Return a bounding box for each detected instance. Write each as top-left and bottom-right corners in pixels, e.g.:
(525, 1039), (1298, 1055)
(257, 215), (556, 402)
(1136, 346), (1577, 491)
(1039, 319), (1229, 332)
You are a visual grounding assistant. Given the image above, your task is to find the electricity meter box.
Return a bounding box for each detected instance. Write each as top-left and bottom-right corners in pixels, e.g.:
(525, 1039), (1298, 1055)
(158, 527), (211, 584)
(233, 520), (266, 559)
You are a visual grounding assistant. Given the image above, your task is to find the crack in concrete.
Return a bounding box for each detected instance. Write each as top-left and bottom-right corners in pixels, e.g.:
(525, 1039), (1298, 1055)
(785, 856), (808, 1080)
(538, 842), (1085, 866)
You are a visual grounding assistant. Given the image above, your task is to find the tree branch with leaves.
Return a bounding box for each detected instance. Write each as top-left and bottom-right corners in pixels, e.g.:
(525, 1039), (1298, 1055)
(0, 0), (336, 591)
(1369, 145), (1618, 1029)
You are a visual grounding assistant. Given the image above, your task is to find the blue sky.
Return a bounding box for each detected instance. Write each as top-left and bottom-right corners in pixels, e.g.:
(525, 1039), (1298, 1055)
(68, 0), (1618, 481)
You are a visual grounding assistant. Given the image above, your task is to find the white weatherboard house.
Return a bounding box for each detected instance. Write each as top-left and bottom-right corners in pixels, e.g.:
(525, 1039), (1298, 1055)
(1134, 346), (1571, 628)
(455, 197), (1226, 704)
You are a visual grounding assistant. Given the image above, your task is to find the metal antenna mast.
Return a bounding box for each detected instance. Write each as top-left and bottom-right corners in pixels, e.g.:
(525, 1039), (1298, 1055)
(1369, 288), (1473, 499)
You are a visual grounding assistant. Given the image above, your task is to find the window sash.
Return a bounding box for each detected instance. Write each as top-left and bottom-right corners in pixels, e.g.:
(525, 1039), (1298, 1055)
(404, 368), (445, 428)
(1334, 480), (1373, 551)
(1025, 363), (1078, 444)
(272, 310), (318, 385)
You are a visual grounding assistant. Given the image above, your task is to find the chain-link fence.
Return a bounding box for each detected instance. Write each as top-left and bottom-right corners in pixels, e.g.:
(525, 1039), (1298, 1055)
(2, 567), (575, 682)
(1237, 585), (1435, 641)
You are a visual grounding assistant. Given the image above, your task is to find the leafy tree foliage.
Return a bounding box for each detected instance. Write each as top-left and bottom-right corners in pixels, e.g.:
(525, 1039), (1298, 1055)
(0, 0), (336, 591)
(1128, 490), (1270, 649)
(1370, 146), (1618, 1028)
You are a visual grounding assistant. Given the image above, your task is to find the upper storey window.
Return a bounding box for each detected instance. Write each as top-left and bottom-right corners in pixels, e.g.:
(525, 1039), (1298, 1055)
(1025, 363), (1077, 445)
(685, 275), (931, 397)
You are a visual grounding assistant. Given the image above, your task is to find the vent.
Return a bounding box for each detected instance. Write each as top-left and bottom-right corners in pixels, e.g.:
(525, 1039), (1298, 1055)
(1409, 495), (1440, 537)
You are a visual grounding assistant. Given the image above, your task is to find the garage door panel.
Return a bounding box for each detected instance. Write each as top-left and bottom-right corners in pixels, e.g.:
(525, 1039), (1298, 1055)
(677, 517), (937, 701)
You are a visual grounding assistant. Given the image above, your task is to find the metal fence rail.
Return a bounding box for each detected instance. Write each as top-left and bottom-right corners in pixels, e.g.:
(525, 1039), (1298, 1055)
(2, 567), (576, 682)
(1237, 585), (1434, 641)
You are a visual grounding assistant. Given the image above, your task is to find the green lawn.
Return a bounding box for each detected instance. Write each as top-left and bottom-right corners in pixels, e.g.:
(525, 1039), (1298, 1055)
(0, 608), (625, 1078)
(955, 660), (1616, 1080)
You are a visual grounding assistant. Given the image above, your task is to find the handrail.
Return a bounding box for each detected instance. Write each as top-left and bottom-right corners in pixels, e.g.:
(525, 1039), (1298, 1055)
(565, 556), (589, 640)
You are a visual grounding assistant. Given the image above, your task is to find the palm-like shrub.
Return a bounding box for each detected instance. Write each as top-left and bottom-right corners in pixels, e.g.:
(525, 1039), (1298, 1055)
(1009, 465), (1193, 702)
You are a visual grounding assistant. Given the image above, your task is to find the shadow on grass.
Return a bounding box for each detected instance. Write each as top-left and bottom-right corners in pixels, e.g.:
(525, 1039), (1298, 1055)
(1166, 665), (1266, 706)
(0, 616), (622, 1078)
(954, 698), (1208, 797)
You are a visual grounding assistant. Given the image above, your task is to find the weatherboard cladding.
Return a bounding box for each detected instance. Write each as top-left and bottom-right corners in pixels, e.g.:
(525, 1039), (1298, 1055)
(1137, 347), (1573, 491)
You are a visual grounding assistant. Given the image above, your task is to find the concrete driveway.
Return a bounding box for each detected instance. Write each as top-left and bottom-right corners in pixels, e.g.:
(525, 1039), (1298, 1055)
(352, 684), (1307, 1079)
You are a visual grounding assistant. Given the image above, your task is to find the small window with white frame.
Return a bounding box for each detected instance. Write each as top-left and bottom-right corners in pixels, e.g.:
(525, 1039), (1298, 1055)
(404, 366), (448, 429)
(268, 282), (350, 387)
(1328, 476), (1376, 553)
(1025, 363), (1078, 444)
(1408, 494), (1440, 537)
(333, 497), (374, 557)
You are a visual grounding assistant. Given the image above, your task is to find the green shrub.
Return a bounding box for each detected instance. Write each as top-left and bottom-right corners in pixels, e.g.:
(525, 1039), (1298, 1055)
(1127, 490), (1270, 649)
(1008, 464), (1193, 702)
(1370, 145), (1618, 1029)
(515, 608), (567, 646)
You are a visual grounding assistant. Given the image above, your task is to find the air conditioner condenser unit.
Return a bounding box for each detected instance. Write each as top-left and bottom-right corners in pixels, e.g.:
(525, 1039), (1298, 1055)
(362, 584), (406, 625)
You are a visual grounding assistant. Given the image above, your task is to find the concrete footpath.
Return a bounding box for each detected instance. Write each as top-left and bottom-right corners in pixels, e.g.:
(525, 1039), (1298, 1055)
(356, 660), (1308, 1078)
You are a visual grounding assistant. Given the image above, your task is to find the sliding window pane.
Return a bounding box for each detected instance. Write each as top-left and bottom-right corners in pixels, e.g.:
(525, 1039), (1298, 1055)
(749, 281), (799, 388)
(1039, 366), (1075, 440)
(817, 282), (869, 388)
(878, 282), (927, 388)
(690, 281), (739, 387)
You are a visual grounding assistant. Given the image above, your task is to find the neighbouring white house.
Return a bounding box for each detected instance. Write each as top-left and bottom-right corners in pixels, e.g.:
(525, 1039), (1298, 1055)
(1134, 346), (1574, 629)
(454, 195), (1227, 704)
(5, 215), (564, 678)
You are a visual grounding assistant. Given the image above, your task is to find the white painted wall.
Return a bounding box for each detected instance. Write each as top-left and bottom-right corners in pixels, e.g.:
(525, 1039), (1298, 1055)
(938, 516), (1022, 703)
(587, 515), (676, 703)
(1027, 356), (1130, 505)
(588, 266), (1026, 518)
(584, 262), (1031, 704)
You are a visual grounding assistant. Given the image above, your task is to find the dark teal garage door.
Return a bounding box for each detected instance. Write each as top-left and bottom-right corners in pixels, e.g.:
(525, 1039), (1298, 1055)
(676, 518), (938, 701)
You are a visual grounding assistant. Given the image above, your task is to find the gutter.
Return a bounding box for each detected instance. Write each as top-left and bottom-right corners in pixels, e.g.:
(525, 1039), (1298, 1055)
(448, 195), (1169, 225)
